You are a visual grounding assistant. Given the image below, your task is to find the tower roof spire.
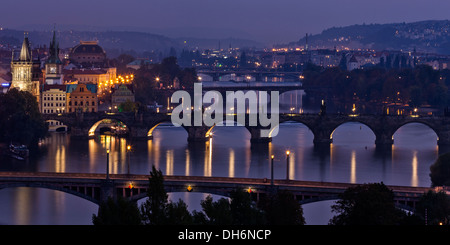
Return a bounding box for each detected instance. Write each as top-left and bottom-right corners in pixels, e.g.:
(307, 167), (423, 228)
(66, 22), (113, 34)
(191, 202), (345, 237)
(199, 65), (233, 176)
(19, 32), (31, 61)
(47, 26), (62, 64)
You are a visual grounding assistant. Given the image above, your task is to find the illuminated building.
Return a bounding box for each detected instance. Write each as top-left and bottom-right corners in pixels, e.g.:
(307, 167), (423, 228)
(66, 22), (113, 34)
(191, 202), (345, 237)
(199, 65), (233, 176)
(44, 29), (63, 85)
(111, 84), (135, 111)
(69, 41), (107, 67)
(66, 83), (98, 113)
(41, 84), (67, 114)
(10, 33), (42, 99)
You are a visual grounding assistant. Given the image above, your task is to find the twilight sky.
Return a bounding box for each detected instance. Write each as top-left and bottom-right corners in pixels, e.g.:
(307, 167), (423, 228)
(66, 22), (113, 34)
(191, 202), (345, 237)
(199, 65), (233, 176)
(1, 0), (450, 44)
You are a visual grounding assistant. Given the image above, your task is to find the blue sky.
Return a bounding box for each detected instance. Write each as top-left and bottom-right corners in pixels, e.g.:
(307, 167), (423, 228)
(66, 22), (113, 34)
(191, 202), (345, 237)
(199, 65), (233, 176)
(1, 0), (450, 44)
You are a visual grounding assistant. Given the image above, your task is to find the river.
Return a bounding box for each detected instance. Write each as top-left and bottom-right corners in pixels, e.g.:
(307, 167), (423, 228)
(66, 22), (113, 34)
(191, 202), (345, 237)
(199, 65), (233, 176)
(0, 90), (443, 225)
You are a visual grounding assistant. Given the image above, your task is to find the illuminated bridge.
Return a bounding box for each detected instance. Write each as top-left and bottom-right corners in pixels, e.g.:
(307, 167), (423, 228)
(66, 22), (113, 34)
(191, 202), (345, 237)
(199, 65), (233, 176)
(0, 172), (435, 211)
(42, 112), (450, 147)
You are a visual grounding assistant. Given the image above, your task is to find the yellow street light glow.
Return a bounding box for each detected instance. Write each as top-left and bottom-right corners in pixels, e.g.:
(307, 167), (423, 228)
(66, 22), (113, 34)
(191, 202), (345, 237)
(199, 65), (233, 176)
(286, 150), (290, 156)
(271, 155), (274, 159)
(187, 185), (193, 192)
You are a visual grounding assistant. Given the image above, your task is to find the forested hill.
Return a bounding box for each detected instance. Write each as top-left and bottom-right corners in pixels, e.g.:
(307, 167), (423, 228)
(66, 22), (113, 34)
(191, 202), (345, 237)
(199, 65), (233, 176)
(291, 20), (450, 54)
(0, 29), (263, 57)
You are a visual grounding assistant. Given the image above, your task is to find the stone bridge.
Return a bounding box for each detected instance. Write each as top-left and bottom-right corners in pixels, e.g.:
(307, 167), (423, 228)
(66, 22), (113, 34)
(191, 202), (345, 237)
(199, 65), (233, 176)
(42, 112), (450, 147)
(0, 172), (434, 211)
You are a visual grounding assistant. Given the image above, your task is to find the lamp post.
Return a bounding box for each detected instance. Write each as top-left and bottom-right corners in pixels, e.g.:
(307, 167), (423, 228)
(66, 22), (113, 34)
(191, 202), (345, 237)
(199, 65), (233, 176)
(127, 145), (131, 175)
(271, 155), (274, 186)
(106, 149), (110, 180)
(286, 151), (290, 180)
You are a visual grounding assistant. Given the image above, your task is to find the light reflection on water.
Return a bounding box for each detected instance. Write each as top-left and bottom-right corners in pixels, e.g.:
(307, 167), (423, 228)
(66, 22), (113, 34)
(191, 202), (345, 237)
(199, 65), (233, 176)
(0, 121), (442, 225)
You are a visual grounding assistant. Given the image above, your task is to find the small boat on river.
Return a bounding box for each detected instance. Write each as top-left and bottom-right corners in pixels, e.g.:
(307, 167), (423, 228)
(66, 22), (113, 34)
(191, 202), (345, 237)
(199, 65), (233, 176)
(8, 143), (29, 160)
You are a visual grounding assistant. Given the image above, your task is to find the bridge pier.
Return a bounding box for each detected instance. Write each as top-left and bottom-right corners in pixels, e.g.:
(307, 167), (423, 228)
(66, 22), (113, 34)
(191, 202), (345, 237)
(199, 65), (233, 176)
(375, 133), (394, 149)
(186, 126), (211, 142)
(129, 126), (150, 140)
(248, 127), (272, 143)
(312, 129), (333, 147)
(100, 179), (115, 203)
(437, 130), (450, 147)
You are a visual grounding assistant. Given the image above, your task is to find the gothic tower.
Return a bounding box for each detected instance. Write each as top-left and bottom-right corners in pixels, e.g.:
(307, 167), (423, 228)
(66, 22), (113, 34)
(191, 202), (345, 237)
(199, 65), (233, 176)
(11, 33), (33, 92)
(45, 28), (63, 85)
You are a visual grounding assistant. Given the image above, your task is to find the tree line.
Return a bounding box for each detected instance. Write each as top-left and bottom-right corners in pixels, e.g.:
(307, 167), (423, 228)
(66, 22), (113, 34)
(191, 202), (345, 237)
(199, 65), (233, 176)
(303, 63), (450, 112)
(93, 166), (305, 225)
(133, 56), (198, 106)
(0, 89), (47, 149)
(93, 164), (450, 226)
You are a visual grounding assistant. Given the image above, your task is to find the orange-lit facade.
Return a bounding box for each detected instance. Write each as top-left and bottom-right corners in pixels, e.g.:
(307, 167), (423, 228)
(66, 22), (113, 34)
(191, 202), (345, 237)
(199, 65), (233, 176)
(66, 83), (98, 113)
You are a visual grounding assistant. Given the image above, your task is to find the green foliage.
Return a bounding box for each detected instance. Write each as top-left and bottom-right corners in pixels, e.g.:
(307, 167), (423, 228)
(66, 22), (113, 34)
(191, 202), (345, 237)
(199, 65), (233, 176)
(414, 190), (450, 225)
(430, 152), (450, 187)
(92, 197), (142, 225)
(262, 190), (305, 225)
(192, 190), (266, 225)
(133, 57), (197, 105)
(329, 182), (409, 225)
(192, 195), (233, 225)
(94, 167), (306, 225)
(139, 166), (193, 225)
(303, 64), (450, 110)
(229, 189), (266, 225)
(0, 88), (47, 147)
(118, 100), (138, 113)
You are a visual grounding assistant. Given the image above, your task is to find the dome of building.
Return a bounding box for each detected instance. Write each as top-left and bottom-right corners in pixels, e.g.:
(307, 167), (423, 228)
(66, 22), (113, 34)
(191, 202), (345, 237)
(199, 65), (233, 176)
(69, 41), (106, 66)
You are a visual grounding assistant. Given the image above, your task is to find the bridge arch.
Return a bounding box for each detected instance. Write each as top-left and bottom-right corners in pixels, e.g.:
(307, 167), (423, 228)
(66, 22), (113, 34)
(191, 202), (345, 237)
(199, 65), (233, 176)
(45, 119), (68, 132)
(0, 183), (101, 205)
(147, 120), (190, 139)
(206, 119), (253, 139)
(391, 121), (439, 145)
(330, 121), (377, 144)
(269, 120), (315, 143)
(88, 118), (129, 137)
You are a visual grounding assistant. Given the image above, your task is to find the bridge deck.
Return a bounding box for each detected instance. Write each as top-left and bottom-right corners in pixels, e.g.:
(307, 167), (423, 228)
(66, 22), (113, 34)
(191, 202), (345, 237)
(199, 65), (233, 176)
(0, 171), (432, 194)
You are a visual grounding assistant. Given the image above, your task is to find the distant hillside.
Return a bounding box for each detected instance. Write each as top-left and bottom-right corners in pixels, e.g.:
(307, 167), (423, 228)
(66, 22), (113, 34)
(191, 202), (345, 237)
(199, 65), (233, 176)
(0, 29), (263, 57)
(291, 20), (450, 54)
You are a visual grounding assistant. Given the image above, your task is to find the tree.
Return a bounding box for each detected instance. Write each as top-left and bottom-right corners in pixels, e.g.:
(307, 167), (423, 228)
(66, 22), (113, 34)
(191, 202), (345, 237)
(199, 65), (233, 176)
(329, 182), (408, 225)
(0, 88), (47, 148)
(414, 190), (450, 225)
(262, 190), (305, 225)
(239, 51), (247, 68)
(192, 189), (265, 225)
(139, 166), (192, 225)
(192, 195), (233, 225)
(430, 152), (450, 187)
(92, 197), (142, 225)
(118, 100), (138, 113)
(229, 189), (266, 225)
(338, 53), (347, 71)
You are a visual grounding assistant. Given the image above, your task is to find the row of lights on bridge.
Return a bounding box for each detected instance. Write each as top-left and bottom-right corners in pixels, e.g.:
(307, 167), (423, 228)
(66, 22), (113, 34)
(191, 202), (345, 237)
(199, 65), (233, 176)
(185, 151), (291, 193)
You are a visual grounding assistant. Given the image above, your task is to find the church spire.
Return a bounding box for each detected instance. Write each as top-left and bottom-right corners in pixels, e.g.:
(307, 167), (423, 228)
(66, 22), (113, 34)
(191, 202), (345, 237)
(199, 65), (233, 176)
(19, 32), (31, 61)
(47, 26), (62, 64)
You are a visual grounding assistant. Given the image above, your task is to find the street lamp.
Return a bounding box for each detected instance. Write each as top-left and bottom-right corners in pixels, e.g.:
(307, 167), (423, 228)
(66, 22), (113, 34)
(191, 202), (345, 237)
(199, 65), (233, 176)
(286, 151), (290, 180)
(271, 155), (274, 186)
(127, 145), (131, 175)
(106, 149), (110, 180)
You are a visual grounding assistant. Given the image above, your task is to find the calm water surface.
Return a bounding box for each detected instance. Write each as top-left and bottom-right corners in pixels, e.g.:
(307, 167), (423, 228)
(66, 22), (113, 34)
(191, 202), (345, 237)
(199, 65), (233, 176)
(0, 91), (444, 225)
(0, 121), (442, 225)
